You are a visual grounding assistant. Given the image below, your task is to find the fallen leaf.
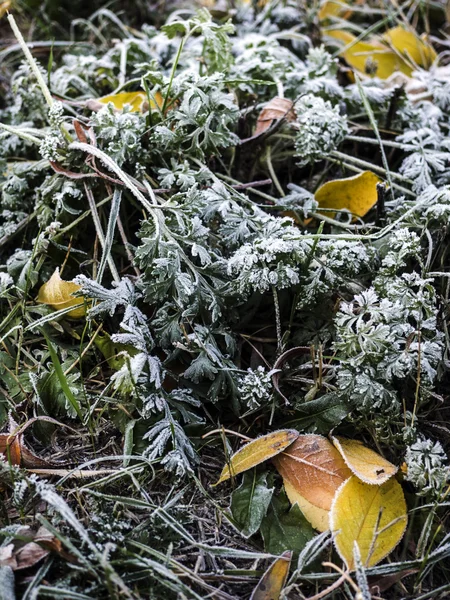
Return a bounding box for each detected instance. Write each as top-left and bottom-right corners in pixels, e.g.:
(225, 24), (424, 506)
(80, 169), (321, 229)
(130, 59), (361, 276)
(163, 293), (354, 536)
(382, 26), (437, 70)
(250, 551), (292, 600)
(0, 526), (61, 571)
(0, 416), (66, 469)
(215, 430), (299, 485)
(330, 475), (407, 569)
(283, 480), (329, 532)
(314, 171), (382, 219)
(319, 0), (352, 21)
(325, 30), (412, 79)
(332, 436), (397, 485)
(37, 268), (85, 319)
(273, 434), (351, 510)
(254, 97), (296, 137)
(91, 90), (163, 113)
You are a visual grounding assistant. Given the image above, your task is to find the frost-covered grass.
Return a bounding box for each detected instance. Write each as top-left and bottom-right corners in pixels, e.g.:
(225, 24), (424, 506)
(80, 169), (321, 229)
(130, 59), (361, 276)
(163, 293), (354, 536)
(1, 1), (450, 598)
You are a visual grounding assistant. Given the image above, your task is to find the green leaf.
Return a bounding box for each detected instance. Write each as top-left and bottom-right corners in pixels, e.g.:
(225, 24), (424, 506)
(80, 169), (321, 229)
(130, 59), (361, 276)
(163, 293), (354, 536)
(286, 394), (349, 434)
(260, 489), (315, 557)
(231, 470), (274, 538)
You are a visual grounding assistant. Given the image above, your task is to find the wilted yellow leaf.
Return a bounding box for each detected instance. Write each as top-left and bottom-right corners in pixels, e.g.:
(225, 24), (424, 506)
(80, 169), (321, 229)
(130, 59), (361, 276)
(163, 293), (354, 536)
(319, 0), (352, 21)
(96, 91), (163, 113)
(330, 476), (407, 569)
(250, 551), (292, 600)
(37, 269), (85, 319)
(326, 30), (413, 78)
(332, 437), (397, 485)
(314, 171), (381, 219)
(382, 26), (437, 70)
(215, 430), (299, 485)
(272, 434), (351, 510)
(284, 480), (329, 532)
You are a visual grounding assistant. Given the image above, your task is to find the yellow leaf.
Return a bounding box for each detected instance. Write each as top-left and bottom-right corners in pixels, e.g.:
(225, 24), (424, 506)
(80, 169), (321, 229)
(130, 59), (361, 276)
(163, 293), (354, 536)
(332, 437), (397, 485)
(284, 480), (330, 532)
(330, 476), (407, 569)
(314, 171), (382, 219)
(325, 30), (413, 78)
(215, 430), (299, 485)
(382, 26), (437, 70)
(37, 269), (85, 319)
(96, 91), (163, 113)
(319, 0), (352, 21)
(272, 434), (351, 510)
(250, 551), (292, 600)
(0, 0), (12, 19)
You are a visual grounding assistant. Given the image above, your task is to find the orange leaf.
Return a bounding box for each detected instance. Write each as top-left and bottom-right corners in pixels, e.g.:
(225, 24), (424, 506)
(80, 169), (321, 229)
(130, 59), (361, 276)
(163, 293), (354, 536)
(273, 434), (351, 511)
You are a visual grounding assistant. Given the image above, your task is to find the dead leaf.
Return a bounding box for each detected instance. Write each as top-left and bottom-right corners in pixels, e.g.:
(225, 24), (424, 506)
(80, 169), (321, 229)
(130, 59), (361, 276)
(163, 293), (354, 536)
(86, 90), (164, 113)
(325, 29), (409, 79)
(272, 434), (351, 510)
(254, 97), (296, 137)
(0, 526), (61, 571)
(215, 430), (299, 485)
(332, 436), (397, 485)
(284, 480), (330, 532)
(314, 171), (382, 219)
(319, 0), (353, 21)
(37, 268), (86, 319)
(250, 551), (292, 600)
(330, 476), (407, 569)
(382, 26), (437, 70)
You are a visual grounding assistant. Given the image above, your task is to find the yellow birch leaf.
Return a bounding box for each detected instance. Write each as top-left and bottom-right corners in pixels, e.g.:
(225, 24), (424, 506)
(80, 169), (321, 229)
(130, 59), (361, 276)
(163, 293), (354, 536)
(332, 436), (397, 485)
(330, 475), (407, 569)
(326, 30), (412, 78)
(215, 430), (299, 485)
(382, 26), (437, 70)
(272, 434), (351, 510)
(96, 91), (163, 113)
(250, 551), (292, 600)
(314, 171), (382, 219)
(37, 269), (85, 319)
(284, 480), (330, 532)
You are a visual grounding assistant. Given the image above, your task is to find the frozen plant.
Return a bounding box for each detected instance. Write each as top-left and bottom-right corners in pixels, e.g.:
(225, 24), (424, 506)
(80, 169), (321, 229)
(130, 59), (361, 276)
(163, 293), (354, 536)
(238, 366), (273, 410)
(405, 437), (449, 498)
(293, 94), (348, 164)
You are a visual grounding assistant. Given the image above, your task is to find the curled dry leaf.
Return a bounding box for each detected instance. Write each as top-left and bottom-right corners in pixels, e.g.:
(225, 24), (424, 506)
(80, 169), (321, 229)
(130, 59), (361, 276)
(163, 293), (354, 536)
(330, 475), (407, 569)
(37, 268), (86, 319)
(314, 170), (381, 219)
(0, 526), (61, 571)
(250, 550), (292, 600)
(332, 436), (397, 485)
(272, 434), (351, 511)
(215, 430), (299, 485)
(283, 480), (329, 532)
(254, 97), (296, 137)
